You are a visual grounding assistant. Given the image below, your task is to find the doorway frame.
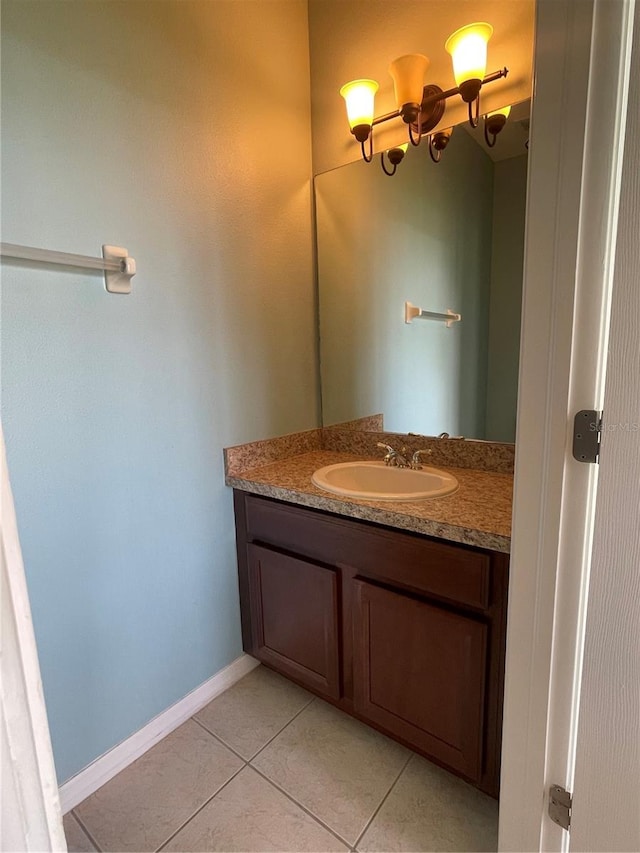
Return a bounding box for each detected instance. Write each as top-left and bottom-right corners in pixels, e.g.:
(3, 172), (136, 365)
(499, 0), (635, 850)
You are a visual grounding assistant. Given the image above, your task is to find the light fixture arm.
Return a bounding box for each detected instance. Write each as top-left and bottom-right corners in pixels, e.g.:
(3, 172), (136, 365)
(484, 122), (498, 147)
(408, 109), (423, 146)
(468, 95), (481, 128)
(380, 145), (407, 176)
(428, 128), (452, 163)
(372, 107), (402, 127)
(380, 151), (397, 176)
(369, 67), (507, 131)
(360, 134), (374, 163)
(428, 136), (442, 163)
(422, 67), (507, 109)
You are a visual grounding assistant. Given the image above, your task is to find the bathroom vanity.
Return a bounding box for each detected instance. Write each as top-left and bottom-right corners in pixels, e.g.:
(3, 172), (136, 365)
(234, 490), (507, 798)
(226, 427), (513, 799)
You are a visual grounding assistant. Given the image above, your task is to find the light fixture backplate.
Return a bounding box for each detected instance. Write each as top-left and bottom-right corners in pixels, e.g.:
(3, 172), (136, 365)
(411, 84), (446, 134)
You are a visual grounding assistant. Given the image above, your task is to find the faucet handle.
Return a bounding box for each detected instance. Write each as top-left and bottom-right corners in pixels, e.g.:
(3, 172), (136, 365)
(376, 442), (396, 465)
(376, 442), (395, 453)
(376, 442), (410, 467)
(411, 449), (432, 469)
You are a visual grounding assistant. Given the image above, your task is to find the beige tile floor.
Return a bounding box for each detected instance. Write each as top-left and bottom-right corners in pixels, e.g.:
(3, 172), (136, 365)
(64, 665), (498, 852)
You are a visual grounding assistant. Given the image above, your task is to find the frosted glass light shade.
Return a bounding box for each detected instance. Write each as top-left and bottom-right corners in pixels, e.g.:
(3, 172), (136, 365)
(339, 79), (379, 131)
(488, 105), (511, 120)
(388, 54), (430, 114)
(445, 23), (493, 88)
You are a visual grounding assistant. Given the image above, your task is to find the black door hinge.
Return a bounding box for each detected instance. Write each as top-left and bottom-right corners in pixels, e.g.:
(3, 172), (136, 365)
(549, 784), (572, 831)
(572, 410), (602, 463)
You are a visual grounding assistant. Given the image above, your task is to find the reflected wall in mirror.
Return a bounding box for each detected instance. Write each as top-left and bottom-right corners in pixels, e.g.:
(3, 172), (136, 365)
(316, 110), (528, 443)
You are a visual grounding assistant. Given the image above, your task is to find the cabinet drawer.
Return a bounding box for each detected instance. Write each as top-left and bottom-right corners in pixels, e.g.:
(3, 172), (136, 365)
(243, 494), (490, 610)
(248, 544), (341, 700)
(353, 579), (487, 781)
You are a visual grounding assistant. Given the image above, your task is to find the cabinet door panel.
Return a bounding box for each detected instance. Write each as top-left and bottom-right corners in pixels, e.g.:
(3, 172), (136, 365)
(248, 544), (341, 699)
(353, 579), (487, 781)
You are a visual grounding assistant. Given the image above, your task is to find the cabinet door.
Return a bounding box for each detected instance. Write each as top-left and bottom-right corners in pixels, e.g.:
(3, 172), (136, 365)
(248, 544), (341, 699)
(353, 579), (487, 781)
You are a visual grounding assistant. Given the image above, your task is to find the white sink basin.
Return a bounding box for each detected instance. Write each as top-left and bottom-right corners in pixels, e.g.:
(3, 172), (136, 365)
(312, 461), (458, 501)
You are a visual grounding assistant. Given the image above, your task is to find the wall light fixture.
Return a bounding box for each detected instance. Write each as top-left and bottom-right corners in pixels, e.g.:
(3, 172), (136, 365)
(484, 105), (511, 147)
(380, 143), (409, 176)
(340, 21), (511, 173)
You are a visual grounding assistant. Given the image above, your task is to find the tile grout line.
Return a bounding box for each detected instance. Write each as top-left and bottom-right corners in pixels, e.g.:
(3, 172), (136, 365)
(154, 763), (246, 852)
(71, 720), (249, 853)
(249, 764), (353, 851)
(190, 716), (250, 764)
(351, 752), (415, 851)
(248, 694), (317, 762)
(71, 809), (103, 852)
(155, 696), (317, 853)
(73, 688), (410, 853)
(192, 692), (316, 764)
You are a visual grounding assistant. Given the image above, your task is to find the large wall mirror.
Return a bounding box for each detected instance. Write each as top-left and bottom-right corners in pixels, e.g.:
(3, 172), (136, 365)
(315, 102), (530, 443)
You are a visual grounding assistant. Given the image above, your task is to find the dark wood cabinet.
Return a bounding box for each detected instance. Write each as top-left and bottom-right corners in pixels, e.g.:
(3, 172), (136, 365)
(353, 579), (487, 781)
(233, 489), (508, 798)
(247, 544), (341, 700)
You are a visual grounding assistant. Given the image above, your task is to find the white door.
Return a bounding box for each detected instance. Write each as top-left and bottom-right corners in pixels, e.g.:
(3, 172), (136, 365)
(500, 0), (636, 850)
(569, 6), (640, 850)
(1, 425), (66, 851)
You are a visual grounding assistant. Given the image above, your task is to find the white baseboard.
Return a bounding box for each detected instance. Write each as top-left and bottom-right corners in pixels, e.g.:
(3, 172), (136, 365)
(59, 653), (259, 814)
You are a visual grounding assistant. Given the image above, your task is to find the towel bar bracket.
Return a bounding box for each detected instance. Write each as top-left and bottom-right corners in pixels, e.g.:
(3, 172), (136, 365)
(103, 245), (135, 294)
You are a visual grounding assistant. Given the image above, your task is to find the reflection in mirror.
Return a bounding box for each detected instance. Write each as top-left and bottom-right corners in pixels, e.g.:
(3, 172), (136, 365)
(315, 105), (529, 443)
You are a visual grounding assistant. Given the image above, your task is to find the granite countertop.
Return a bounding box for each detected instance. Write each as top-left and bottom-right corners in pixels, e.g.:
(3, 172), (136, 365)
(226, 449), (513, 553)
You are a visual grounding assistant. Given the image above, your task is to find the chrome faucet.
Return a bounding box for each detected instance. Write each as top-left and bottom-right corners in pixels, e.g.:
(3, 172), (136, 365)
(410, 449), (432, 469)
(376, 442), (409, 468)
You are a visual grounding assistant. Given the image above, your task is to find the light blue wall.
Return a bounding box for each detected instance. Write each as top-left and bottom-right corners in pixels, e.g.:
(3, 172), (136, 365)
(1, 0), (317, 784)
(485, 154), (528, 442)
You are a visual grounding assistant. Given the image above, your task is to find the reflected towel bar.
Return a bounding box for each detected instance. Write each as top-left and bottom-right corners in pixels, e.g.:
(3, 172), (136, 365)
(0, 242), (136, 294)
(405, 301), (461, 327)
